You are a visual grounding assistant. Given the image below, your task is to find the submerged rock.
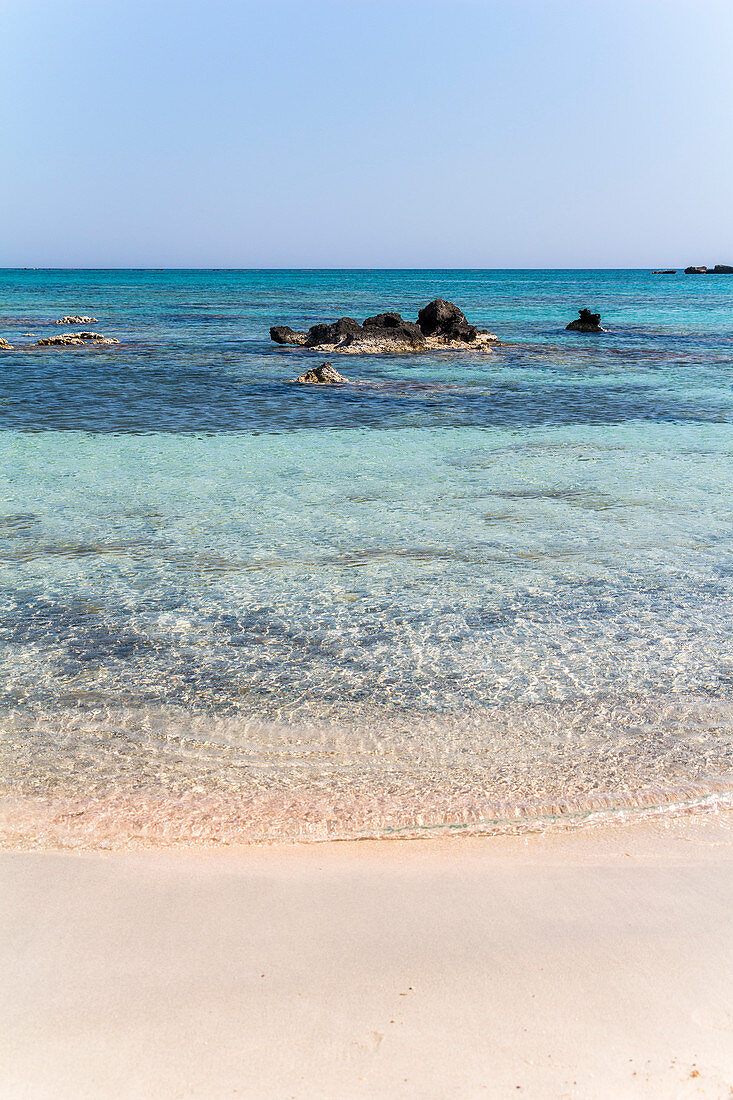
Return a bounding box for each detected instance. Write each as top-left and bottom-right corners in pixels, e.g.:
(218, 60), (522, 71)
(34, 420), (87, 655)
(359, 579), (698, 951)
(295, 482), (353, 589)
(566, 309), (605, 333)
(417, 299), (477, 342)
(0, 338), (14, 349)
(55, 315), (98, 325)
(684, 266), (708, 275)
(652, 269), (676, 274)
(270, 325), (308, 346)
(290, 362), (349, 384)
(37, 331), (120, 346)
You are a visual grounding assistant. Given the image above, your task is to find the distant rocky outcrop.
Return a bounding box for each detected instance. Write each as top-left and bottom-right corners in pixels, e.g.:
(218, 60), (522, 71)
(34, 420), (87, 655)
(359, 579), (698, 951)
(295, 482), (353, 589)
(270, 299), (497, 354)
(55, 315), (98, 325)
(290, 362), (349, 384)
(684, 264), (733, 274)
(652, 270), (676, 274)
(0, 338), (14, 349)
(37, 331), (119, 347)
(566, 309), (606, 333)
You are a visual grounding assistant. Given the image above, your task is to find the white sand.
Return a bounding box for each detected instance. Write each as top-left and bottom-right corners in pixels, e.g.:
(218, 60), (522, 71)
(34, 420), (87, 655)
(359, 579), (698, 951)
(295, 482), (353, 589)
(1, 813), (732, 1099)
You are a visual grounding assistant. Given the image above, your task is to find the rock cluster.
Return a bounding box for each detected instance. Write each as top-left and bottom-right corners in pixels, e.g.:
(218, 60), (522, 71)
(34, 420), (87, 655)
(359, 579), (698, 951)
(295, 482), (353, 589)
(566, 309), (606, 333)
(652, 270), (676, 275)
(270, 299), (497, 354)
(55, 315), (98, 324)
(0, 338), (14, 349)
(290, 362), (349, 384)
(37, 331), (120, 347)
(684, 265), (733, 275)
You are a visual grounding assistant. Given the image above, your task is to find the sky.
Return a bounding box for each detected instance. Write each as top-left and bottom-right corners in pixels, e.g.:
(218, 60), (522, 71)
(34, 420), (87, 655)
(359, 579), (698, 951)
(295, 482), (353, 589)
(1, 0), (732, 268)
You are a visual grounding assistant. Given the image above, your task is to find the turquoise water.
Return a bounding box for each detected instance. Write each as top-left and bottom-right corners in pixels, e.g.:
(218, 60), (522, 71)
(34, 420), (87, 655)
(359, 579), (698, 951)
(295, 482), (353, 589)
(1, 269), (732, 846)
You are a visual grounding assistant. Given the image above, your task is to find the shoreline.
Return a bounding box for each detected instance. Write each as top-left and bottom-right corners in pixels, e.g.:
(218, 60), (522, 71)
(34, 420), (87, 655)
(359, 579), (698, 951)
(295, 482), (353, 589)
(2, 811), (732, 1098)
(2, 781), (731, 852)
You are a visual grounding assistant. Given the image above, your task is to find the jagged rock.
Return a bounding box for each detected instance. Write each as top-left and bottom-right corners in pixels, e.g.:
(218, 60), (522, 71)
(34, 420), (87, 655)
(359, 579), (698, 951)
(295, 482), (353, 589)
(684, 266), (708, 275)
(0, 338), (14, 349)
(362, 312), (405, 330)
(349, 312), (426, 350)
(304, 317), (362, 347)
(566, 309), (605, 333)
(270, 325), (307, 346)
(290, 362), (349, 384)
(652, 270), (676, 274)
(37, 331), (120, 347)
(55, 315), (98, 325)
(417, 299), (477, 342)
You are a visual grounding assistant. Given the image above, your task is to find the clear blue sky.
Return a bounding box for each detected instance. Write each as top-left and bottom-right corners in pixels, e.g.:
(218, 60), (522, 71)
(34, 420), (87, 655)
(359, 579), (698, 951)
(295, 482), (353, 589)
(2, 0), (732, 268)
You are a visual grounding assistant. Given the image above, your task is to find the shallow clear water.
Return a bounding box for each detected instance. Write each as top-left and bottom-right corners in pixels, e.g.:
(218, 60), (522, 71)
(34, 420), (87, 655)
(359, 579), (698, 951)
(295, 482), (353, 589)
(1, 269), (732, 846)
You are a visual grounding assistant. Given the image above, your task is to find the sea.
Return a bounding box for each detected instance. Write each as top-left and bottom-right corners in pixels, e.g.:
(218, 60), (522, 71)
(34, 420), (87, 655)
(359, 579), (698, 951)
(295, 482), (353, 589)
(1, 268), (732, 847)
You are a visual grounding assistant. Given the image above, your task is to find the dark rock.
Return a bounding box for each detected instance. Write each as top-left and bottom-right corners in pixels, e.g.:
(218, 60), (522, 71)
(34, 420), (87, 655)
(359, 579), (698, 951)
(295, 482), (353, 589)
(291, 362), (349, 384)
(652, 270), (676, 274)
(362, 312), (405, 330)
(683, 265), (733, 274)
(417, 299), (477, 342)
(348, 313), (425, 350)
(37, 331), (120, 346)
(566, 309), (605, 333)
(304, 317), (362, 347)
(55, 315), (98, 325)
(270, 325), (307, 346)
(417, 298), (464, 335)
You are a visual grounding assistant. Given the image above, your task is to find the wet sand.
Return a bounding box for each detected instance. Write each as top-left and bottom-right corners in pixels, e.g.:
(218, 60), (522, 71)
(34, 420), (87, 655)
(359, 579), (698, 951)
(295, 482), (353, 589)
(1, 813), (732, 1098)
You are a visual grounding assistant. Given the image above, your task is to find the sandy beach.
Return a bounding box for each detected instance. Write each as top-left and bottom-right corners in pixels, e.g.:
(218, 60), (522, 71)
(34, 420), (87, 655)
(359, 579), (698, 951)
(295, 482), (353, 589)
(1, 812), (732, 1099)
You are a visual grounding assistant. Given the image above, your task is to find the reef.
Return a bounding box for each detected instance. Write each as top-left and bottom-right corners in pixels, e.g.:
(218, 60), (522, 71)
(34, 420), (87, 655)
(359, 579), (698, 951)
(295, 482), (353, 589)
(37, 331), (120, 347)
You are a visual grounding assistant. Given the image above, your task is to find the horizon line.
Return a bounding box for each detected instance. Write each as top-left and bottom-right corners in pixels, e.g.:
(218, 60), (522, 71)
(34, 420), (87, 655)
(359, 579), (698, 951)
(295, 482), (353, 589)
(0, 265), (698, 273)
